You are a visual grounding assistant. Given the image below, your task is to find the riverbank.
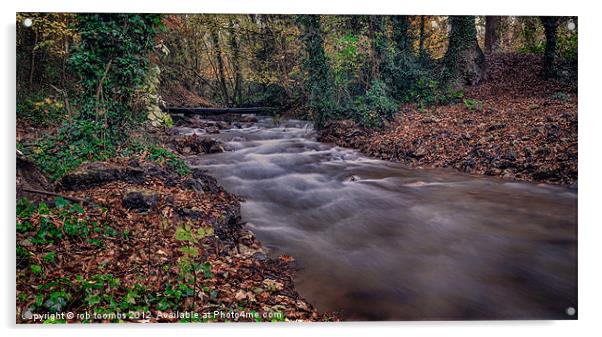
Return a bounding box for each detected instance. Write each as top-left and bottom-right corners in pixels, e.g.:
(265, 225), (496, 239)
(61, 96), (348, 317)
(318, 53), (577, 186)
(16, 122), (336, 323)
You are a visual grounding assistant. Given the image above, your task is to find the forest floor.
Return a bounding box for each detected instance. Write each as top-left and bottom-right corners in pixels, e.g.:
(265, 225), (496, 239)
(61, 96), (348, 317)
(319, 53), (578, 186)
(16, 122), (336, 323)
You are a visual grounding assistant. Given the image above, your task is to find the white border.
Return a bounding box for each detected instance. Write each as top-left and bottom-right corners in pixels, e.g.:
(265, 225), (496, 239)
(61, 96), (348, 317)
(3, 1), (601, 336)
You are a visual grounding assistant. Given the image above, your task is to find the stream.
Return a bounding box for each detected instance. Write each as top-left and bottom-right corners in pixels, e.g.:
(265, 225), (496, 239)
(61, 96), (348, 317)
(185, 117), (577, 321)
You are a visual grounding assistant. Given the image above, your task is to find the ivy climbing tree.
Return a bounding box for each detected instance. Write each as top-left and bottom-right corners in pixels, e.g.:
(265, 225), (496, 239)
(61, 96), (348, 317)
(70, 14), (164, 132)
(388, 15), (422, 100)
(297, 15), (337, 128)
(444, 16), (486, 86)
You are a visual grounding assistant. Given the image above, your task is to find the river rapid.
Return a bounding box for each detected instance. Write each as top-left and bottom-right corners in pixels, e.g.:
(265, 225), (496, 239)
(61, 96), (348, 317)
(184, 117), (577, 321)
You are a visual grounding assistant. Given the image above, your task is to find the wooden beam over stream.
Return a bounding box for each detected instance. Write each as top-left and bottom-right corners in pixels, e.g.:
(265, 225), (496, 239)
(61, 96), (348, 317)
(163, 106), (276, 115)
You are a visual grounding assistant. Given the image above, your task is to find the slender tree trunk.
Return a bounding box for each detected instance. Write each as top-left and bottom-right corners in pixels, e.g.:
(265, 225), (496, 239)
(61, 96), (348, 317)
(445, 16), (486, 86)
(29, 30), (38, 89)
(209, 25), (230, 105)
(61, 36), (68, 87)
(391, 15), (412, 54)
(367, 16), (387, 85)
(540, 16), (560, 78)
(485, 16), (501, 53)
(419, 15), (426, 57)
(229, 19), (243, 106)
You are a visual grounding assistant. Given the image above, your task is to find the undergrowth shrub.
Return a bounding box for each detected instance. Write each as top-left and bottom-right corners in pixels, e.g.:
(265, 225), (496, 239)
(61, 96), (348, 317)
(23, 120), (116, 181)
(405, 75), (465, 111)
(147, 146), (192, 176)
(352, 80), (399, 128)
(17, 95), (67, 126)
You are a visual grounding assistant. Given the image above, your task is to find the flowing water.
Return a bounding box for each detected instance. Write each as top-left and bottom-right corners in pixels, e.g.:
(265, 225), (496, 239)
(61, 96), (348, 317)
(185, 117), (577, 321)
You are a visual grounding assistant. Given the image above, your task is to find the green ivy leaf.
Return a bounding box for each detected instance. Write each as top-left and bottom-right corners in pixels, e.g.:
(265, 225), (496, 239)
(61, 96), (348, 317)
(31, 264), (43, 274)
(179, 246), (199, 257)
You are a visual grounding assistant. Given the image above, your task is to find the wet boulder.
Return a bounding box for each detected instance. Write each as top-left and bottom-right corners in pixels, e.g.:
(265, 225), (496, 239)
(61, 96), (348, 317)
(199, 137), (225, 153)
(234, 114), (258, 123)
(122, 188), (160, 211)
(194, 169), (221, 191)
(172, 134), (225, 155)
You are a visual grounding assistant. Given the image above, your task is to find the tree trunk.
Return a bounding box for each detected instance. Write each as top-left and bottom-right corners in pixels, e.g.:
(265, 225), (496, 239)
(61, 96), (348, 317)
(297, 15), (335, 128)
(419, 15), (426, 57)
(485, 16), (501, 53)
(209, 25), (230, 105)
(540, 16), (560, 78)
(445, 16), (486, 86)
(228, 19), (243, 106)
(391, 15), (412, 54)
(367, 16), (386, 85)
(29, 30), (38, 89)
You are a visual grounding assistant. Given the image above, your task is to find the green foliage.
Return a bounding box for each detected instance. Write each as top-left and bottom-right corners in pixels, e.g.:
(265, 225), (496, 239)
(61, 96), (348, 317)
(297, 15), (469, 128)
(16, 96), (66, 126)
(16, 13), (78, 100)
(18, 14), (166, 184)
(297, 15), (339, 128)
(17, 245), (31, 267)
(557, 23), (578, 63)
(17, 197), (118, 246)
(518, 41), (545, 55)
(70, 14), (164, 129)
(404, 76), (464, 111)
(43, 252), (57, 264)
(148, 146), (192, 176)
(270, 311), (286, 322)
(22, 120), (116, 180)
(17, 197), (36, 216)
(174, 220), (215, 315)
(31, 264), (43, 275)
(352, 80), (399, 128)
(406, 78), (439, 107)
(332, 33), (367, 107)
(518, 17), (545, 55)
(175, 223), (214, 257)
(550, 91), (571, 102)
(463, 98), (483, 112)
(244, 82), (290, 108)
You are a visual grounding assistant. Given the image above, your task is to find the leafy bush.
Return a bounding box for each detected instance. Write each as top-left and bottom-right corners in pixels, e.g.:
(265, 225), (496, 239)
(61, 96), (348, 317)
(147, 146), (192, 176)
(404, 75), (464, 111)
(518, 42), (545, 55)
(463, 98), (483, 112)
(550, 91), (571, 102)
(23, 120), (116, 180)
(17, 96), (66, 126)
(332, 33), (367, 108)
(557, 24), (578, 64)
(352, 80), (399, 128)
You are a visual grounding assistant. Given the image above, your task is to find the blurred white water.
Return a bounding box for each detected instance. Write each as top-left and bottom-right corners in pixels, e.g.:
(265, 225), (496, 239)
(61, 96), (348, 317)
(186, 117), (577, 320)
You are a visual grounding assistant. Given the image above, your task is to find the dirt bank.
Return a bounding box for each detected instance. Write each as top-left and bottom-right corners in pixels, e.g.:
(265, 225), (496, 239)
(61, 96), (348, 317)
(16, 125), (336, 323)
(319, 54), (577, 185)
